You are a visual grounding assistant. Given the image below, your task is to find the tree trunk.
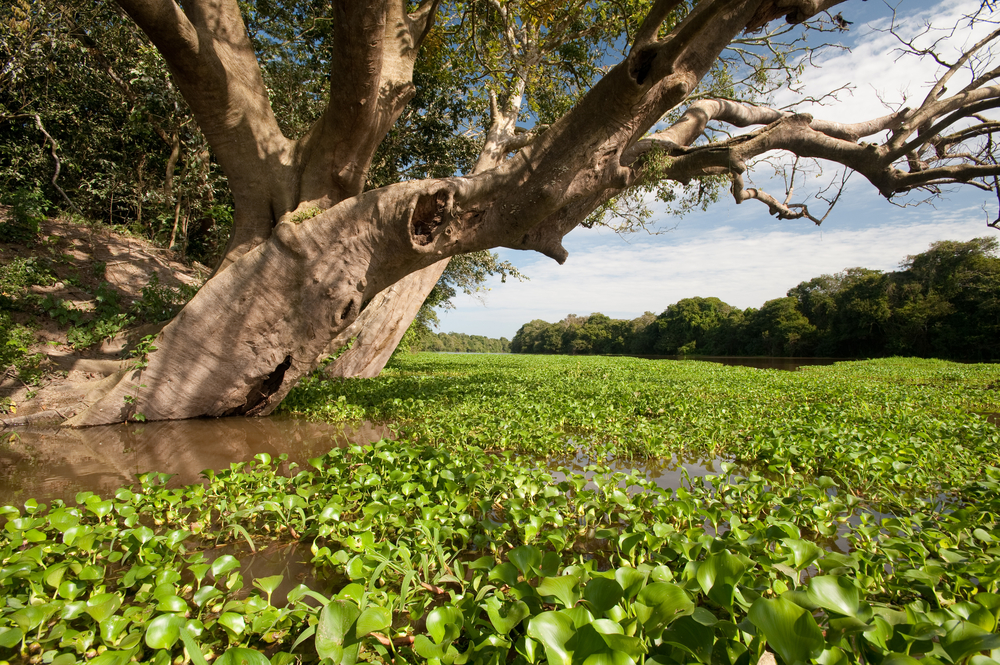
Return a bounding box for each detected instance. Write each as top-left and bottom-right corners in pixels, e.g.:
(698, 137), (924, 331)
(325, 259), (449, 378)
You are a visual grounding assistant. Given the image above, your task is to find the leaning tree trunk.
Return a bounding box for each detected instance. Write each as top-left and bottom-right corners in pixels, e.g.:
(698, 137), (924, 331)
(324, 74), (530, 379)
(325, 260), (448, 378)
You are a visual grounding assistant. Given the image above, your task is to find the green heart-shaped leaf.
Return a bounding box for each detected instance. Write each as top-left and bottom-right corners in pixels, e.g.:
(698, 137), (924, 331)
(748, 597), (825, 665)
(538, 575), (581, 609)
(486, 597), (530, 634)
(86, 593), (123, 623)
(426, 604), (463, 645)
(144, 614), (184, 650)
(807, 576), (860, 617)
(527, 611), (575, 665)
(584, 577), (624, 615)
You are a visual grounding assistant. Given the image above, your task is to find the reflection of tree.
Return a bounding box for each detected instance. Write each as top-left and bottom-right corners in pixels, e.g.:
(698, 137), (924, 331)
(0, 417), (388, 505)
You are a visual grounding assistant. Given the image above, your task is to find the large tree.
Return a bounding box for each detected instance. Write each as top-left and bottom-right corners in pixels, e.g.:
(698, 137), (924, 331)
(53, 0), (1000, 425)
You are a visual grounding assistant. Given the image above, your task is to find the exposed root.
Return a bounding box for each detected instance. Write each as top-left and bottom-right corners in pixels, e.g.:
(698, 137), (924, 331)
(1, 409), (66, 429)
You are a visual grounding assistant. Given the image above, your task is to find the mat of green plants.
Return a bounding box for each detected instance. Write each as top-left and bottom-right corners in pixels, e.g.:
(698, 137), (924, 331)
(2, 354), (999, 665)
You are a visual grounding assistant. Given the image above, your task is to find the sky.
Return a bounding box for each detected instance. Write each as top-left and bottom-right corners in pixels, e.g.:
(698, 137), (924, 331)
(437, 0), (1000, 340)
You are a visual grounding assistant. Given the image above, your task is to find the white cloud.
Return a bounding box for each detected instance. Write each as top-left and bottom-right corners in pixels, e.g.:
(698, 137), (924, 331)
(440, 211), (992, 338)
(776, 0), (995, 122)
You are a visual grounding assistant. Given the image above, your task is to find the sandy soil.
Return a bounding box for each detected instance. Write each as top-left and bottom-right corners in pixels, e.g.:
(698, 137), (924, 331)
(1, 211), (209, 424)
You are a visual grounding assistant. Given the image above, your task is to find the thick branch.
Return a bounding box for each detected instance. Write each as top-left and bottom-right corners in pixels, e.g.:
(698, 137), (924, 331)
(887, 92), (1000, 164)
(294, 0), (442, 211)
(623, 99), (903, 165)
(117, 0), (295, 269)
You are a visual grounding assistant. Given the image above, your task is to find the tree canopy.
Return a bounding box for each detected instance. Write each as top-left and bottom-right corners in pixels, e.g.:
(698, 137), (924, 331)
(511, 237), (1000, 360)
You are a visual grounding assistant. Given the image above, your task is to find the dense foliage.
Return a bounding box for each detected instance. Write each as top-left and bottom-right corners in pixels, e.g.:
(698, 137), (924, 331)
(3, 354), (999, 663)
(0, 0), (483, 268)
(414, 332), (511, 354)
(511, 238), (1000, 360)
(2, 355), (1000, 663)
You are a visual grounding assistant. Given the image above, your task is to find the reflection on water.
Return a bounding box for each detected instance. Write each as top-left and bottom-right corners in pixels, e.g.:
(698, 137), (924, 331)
(0, 415), (390, 506)
(202, 540), (339, 607)
(544, 450), (725, 491)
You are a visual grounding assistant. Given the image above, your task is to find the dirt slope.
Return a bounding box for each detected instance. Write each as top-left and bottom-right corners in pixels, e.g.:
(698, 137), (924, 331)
(1, 211), (208, 425)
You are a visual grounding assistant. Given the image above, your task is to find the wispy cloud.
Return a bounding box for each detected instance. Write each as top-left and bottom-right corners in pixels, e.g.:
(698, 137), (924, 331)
(776, 0), (994, 121)
(441, 213), (991, 337)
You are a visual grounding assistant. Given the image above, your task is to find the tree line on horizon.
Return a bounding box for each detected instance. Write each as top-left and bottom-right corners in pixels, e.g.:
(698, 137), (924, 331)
(508, 238), (1000, 361)
(414, 331), (511, 354)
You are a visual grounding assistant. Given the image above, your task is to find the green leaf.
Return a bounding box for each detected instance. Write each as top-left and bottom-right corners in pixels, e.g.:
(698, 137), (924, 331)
(145, 614), (185, 649)
(0, 626), (23, 649)
(784, 539), (824, 570)
(193, 586), (223, 607)
(486, 597), (530, 634)
(157, 595), (189, 613)
(527, 611), (575, 665)
(489, 562), (520, 586)
(807, 576), (860, 617)
(538, 575), (582, 608)
(86, 593), (123, 623)
(697, 550), (746, 612)
(661, 615), (715, 664)
(87, 651), (132, 665)
(584, 577), (624, 615)
(216, 648), (271, 665)
(316, 600), (361, 664)
(748, 597), (825, 665)
(218, 612), (246, 636)
(212, 555), (240, 578)
(635, 582), (693, 635)
(252, 575), (283, 597)
(615, 568), (646, 600)
(48, 510), (80, 532)
(178, 627), (210, 665)
(880, 654), (923, 665)
(942, 619), (1000, 662)
(426, 604), (463, 644)
(100, 615), (131, 644)
(356, 607), (391, 637)
(509, 545), (542, 579)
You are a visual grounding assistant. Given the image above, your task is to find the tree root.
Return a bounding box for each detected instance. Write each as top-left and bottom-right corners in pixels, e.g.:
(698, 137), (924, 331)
(0, 409), (67, 429)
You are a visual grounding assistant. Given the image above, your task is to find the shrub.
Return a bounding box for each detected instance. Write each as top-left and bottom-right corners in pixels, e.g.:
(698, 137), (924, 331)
(0, 188), (49, 243)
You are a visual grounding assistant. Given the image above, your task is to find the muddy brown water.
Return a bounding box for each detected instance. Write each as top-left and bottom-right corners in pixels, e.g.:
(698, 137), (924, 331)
(0, 415), (390, 506)
(546, 450), (726, 491)
(1, 413), (856, 600)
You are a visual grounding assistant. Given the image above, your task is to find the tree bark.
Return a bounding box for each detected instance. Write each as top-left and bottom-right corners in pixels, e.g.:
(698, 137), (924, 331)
(326, 260), (449, 378)
(324, 76), (530, 380)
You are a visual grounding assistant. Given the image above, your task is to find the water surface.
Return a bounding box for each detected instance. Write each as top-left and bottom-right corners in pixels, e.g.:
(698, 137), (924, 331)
(0, 415), (389, 506)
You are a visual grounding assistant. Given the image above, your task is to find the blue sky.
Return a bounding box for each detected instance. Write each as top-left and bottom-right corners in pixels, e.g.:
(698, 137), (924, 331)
(438, 0), (999, 340)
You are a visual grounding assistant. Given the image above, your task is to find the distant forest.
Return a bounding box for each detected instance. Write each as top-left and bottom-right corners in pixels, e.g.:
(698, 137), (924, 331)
(510, 238), (1000, 361)
(415, 332), (511, 354)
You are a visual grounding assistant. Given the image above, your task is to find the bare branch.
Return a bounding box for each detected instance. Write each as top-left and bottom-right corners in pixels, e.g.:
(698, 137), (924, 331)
(631, 0), (688, 50)
(29, 114), (81, 214)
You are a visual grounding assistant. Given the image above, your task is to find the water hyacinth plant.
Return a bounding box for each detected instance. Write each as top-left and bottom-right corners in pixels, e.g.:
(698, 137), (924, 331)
(0, 355), (998, 664)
